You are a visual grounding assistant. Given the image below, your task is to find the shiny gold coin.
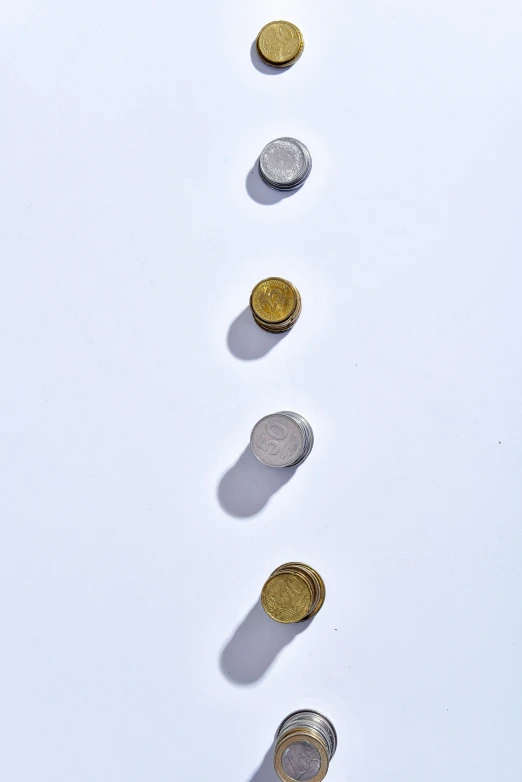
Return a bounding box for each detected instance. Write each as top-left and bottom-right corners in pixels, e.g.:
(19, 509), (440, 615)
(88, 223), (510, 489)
(261, 570), (313, 623)
(256, 21), (304, 68)
(253, 288), (302, 333)
(251, 277), (297, 324)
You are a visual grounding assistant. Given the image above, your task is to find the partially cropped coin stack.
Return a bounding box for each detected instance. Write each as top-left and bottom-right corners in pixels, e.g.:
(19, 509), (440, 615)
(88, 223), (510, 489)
(275, 710), (337, 782)
(228, 22), (337, 782)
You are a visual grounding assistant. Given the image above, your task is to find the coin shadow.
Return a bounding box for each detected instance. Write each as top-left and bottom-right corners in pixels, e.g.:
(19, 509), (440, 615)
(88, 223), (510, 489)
(220, 600), (313, 686)
(247, 743), (277, 782)
(246, 162), (294, 205)
(217, 445), (296, 518)
(250, 40), (288, 75)
(227, 307), (289, 360)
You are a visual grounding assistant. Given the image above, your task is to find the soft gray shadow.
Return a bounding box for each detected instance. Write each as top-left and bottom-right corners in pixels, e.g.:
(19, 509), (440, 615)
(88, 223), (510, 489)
(218, 445), (296, 518)
(246, 159), (306, 204)
(220, 600), (312, 685)
(246, 162), (291, 205)
(247, 744), (277, 782)
(250, 40), (288, 75)
(227, 307), (289, 360)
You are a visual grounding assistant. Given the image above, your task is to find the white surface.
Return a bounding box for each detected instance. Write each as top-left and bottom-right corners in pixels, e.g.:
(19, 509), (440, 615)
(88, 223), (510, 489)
(1, 1), (521, 780)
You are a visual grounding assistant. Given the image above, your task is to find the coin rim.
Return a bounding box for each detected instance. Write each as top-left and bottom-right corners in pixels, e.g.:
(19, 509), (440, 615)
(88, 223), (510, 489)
(278, 411), (313, 466)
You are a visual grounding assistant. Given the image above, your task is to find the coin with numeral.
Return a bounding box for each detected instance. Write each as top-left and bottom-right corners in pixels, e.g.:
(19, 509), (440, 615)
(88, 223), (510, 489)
(250, 277), (302, 333)
(261, 570), (312, 623)
(256, 20), (304, 68)
(250, 411), (313, 468)
(261, 563), (326, 623)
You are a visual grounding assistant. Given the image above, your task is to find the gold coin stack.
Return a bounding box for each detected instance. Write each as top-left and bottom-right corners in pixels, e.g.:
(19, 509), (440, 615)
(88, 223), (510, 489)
(250, 277), (302, 333)
(256, 21), (304, 69)
(261, 562), (325, 623)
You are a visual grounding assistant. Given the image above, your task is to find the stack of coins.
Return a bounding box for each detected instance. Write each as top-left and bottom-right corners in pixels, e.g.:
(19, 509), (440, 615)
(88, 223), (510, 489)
(274, 710), (337, 782)
(256, 21), (304, 69)
(259, 137), (312, 191)
(250, 411), (314, 468)
(250, 277), (302, 333)
(261, 563), (325, 623)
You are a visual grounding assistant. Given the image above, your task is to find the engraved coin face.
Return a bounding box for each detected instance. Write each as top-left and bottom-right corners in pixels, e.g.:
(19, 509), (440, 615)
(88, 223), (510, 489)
(262, 572), (312, 623)
(281, 741), (321, 781)
(250, 413), (304, 468)
(259, 138), (308, 188)
(257, 21), (303, 67)
(251, 278), (297, 324)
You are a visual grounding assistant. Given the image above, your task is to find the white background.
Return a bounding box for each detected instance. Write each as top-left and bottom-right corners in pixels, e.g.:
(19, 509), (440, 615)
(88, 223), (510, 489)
(1, 1), (521, 780)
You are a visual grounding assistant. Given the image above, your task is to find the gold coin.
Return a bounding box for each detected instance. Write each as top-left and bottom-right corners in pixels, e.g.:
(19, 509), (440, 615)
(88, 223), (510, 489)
(283, 562), (326, 618)
(252, 288), (302, 333)
(256, 21), (304, 68)
(261, 570), (313, 623)
(252, 285), (302, 333)
(250, 277), (298, 325)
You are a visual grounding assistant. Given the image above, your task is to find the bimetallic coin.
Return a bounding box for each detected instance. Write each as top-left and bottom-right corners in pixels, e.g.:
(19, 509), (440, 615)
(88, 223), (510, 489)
(282, 742), (321, 781)
(274, 711), (337, 782)
(256, 21), (304, 68)
(259, 138), (312, 192)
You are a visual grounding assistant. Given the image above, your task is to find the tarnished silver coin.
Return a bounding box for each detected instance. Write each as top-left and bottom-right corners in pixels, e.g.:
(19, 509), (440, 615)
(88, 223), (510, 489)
(259, 137), (312, 191)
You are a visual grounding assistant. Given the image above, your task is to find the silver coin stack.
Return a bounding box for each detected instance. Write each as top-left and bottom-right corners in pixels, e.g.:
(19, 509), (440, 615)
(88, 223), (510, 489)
(250, 411), (314, 468)
(259, 137), (312, 191)
(274, 709), (337, 782)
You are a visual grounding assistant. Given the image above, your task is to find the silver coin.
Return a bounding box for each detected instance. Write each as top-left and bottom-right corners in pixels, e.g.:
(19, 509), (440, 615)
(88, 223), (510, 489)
(259, 153), (312, 191)
(279, 411), (314, 466)
(259, 138), (312, 191)
(278, 414), (309, 466)
(281, 741), (322, 781)
(251, 413), (305, 468)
